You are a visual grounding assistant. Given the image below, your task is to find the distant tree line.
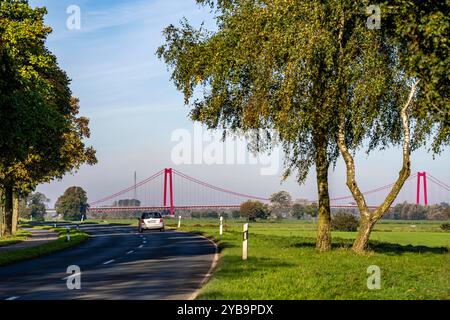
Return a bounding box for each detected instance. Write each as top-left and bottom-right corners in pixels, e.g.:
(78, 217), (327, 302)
(385, 202), (450, 221)
(112, 199), (141, 207)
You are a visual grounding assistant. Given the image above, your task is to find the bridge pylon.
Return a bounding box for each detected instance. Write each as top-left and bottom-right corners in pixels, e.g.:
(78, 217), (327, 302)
(163, 168), (175, 216)
(416, 172), (428, 206)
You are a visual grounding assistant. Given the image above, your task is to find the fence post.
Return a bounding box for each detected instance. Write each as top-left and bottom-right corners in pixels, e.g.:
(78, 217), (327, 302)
(243, 223), (249, 260)
(220, 216), (223, 238)
(178, 216), (182, 229)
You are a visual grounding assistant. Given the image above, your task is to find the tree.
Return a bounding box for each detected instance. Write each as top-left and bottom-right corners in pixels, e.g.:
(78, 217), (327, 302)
(335, 1), (449, 252)
(0, 1), (97, 236)
(28, 193), (49, 221)
(292, 203), (319, 220)
(331, 212), (359, 232)
(445, 207), (450, 220)
(269, 191), (293, 218)
(18, 192), (49, 221)
(55, 187), (89, 221)
(113, 199), (141, 207)
(158, 0), (390, 251)
(18, 196), (29, 219)
(387, 0), (449, 153)
(240, 200), (269, 221)
(291, 204), (306, 220)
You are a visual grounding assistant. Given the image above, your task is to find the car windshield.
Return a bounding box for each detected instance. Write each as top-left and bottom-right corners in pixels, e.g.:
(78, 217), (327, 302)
(142, 212), (162, 219)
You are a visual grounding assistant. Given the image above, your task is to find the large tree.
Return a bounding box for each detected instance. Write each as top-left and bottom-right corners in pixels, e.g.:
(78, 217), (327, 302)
(21, 192), (49, 221)
(240, 200), (269, 221)
(0, 0), (96, 236)
(158, 0), (403, 251)
(269, 191), (293, 218)
(335, 0), (449, 252)
(55, 187), (89, 221)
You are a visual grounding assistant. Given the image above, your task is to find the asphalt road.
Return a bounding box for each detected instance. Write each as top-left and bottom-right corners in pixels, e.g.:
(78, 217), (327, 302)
(0, 223), (216, 300)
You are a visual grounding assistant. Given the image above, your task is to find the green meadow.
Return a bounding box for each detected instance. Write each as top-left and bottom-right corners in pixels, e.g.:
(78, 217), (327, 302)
(165, 219), (450, 300)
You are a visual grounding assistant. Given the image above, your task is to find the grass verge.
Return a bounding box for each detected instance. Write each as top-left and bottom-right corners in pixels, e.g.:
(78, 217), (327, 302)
(0, 229), (32, 248)
(0, 227), (89, 267)
(166, 219), (450, 300)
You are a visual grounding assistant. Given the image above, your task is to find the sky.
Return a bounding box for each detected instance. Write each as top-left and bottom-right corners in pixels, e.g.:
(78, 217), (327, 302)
(29, 0), (450, 207)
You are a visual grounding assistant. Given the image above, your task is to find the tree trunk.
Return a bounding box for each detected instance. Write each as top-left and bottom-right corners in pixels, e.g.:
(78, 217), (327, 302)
(3, 185), (13, 236)
(0, 189), (4, 237)
(336, 81), (419, 253)
(315, 139), (332, 252)
(12, 191), (19, 236)
(352, 216), (376, 253)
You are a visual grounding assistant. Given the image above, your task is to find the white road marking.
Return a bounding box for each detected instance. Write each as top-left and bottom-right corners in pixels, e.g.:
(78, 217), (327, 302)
(126, 250), (134, 255)
(5, 296), (19, 301)
(139, 245), (144, 248)
(62, 272), (81, 280)
(102, 259), (115, 265)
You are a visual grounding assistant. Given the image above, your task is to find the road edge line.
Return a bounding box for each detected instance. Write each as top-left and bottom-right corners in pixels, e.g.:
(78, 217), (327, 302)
(188, 234), (220, 301)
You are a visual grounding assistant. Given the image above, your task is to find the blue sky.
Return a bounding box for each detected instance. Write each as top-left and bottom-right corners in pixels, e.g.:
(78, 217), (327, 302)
(30, 0), (450, 206)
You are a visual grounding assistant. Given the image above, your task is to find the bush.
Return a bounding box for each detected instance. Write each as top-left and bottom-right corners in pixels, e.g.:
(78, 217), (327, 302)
(191, 211), (220, 219)
(441, 223), (450, 231)
(331, 212), (359, 232)
(240, 201), (269, 221)
(231, 210), (241, 219)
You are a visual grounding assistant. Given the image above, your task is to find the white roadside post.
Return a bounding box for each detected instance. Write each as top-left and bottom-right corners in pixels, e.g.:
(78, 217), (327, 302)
(243, 223), (249, 260)
(178, 216), (182, 229)
(219, 216), (223, 238)
(66, 227), (71, 242)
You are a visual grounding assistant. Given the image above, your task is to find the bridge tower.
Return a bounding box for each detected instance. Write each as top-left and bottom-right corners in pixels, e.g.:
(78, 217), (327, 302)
(416, 172), (428, 206)
(163, 168), (175, 216)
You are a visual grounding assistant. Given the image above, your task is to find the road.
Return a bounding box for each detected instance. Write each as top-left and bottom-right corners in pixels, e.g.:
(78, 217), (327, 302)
(0, 223), (216, 300)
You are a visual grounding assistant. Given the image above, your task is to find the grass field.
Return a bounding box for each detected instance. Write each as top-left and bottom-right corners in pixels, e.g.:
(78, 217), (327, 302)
(10, 218), (449, 299)
(161, 218), (450, 300)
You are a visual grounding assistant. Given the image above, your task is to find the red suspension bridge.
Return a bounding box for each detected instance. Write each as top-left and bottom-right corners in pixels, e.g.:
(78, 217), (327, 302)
(88, 169), (450, 215)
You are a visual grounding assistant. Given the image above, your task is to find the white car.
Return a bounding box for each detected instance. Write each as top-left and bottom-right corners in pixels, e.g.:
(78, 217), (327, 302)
(138, 212), (165, 233)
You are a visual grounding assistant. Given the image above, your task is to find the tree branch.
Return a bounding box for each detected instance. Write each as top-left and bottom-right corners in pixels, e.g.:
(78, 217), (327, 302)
(373, 80), (420, 218)
(337, 116), (370, 217)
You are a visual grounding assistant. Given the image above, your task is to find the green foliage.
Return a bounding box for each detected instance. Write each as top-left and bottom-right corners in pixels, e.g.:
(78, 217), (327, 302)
(291, 203), (319, 219)
(385, 0), (450, 153)
(192, 211), (221, 219)
(231, 210), (241, 219)
(27, 192), (49, 221)
(157, 0), (409, 181)
(55, 187), (88, 221)
(157, 0), (422, 251)
(18, 192), (49, 220)
(240, 200), (269, 221)
(112, 199), (141, 207)
(331, 212), (360, 232)
(441, 223), (450, 231)
(386, 202), (450, 221)
(269, 191), (293, 218)
(0, 0), (97, 234)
